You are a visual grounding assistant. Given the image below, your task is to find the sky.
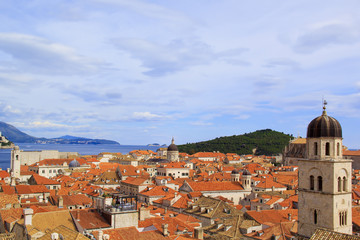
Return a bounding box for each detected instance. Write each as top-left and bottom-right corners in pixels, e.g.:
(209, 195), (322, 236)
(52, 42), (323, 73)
(0, 1), (359, 148)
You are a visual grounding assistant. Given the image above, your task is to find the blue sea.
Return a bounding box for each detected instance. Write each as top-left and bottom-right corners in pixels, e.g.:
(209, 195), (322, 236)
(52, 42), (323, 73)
(0, 143), (160, 170)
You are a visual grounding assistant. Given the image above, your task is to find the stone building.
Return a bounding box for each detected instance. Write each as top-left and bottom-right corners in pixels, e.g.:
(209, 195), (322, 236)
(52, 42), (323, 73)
(11, 147), (78, 178)
(298, 104), (352, 238)
(167, 138), (179, 162)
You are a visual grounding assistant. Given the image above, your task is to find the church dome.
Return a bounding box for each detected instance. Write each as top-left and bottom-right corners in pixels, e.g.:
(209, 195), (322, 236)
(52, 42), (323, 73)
(242, 170), (251, 176)
(307, 107), (342, 138)
(69, 159), (80, 168)
(167, 138), (178, 151)
(231, 169), (239, 174)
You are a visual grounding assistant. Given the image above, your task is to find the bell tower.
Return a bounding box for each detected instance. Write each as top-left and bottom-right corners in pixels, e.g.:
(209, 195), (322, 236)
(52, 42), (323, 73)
(298, 101), (352, 237)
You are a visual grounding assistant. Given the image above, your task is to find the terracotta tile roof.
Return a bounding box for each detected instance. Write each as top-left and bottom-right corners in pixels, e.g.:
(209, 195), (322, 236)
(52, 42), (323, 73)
(37, 225), (88, 240)
(0, 171), (9, 179)
(1, 185), (16, 195)
(21, 197), (38, 203)
(51, 194), (92, 207)
(18, 210), (77, 231)
(92, 226), (168, 240)
(310, 228), (360, 240)
(246, 209), (298, 224)
(70, 209), (111, 230)
(243, 163), (266, 174)
(245, 221), (297, 239)
(0, 193), (18, 208)
(159, 162), (188, 169)
(31, 158), (73, 167)
(186, 181), (244, 192)
(0, 208), (23, 225)
(16, 185), (50, 194)
(140, 186), (176, 197)
(291, 138), (307, 144)
(139, 215), (199, 236)
(343, 150), (360, 156)
(188, 192), (202, 198)
(30, 173), (61, 185)
(121, 176), (150, 186)
(21, 165), (30, 172)
(255, 178), (286, 189)
(92, 170), (121, 185)
(190, 152), (226, 158)
(20, 170), (35, 176)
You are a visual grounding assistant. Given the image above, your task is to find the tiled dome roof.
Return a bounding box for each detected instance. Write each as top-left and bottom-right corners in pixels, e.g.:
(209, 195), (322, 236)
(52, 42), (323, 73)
(307, 109), (342, 138)
(69, 159), (81, 168)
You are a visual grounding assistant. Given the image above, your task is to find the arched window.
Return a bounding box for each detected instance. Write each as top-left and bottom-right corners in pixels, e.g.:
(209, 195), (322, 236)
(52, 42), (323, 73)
(326, 142), (330, 156)
(337, 143), (340, 156)
(339, 212), (342, 226)
(314, 210), (318, 224)
(338, 177), (342, 192)
(310, 175), (314, 190)
(15, 155), (19, 160)
(345, 211), (348, 225)
(318, 176), (323, 191)
(339, 211), (347, 226)
(343, 177), (347, 192)
(314, 142), (318, 156)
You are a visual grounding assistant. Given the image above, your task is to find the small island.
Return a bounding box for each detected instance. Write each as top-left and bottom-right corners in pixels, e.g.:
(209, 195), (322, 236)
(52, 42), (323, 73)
(0, 131), (14, 148)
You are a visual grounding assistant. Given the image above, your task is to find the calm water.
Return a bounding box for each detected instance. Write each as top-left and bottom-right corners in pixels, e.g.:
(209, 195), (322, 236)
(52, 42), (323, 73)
(0, 143), (160, 170)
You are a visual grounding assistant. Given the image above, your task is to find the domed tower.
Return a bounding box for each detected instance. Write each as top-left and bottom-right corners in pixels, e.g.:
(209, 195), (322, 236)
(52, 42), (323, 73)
(298, 101), (352, 238)
(231, 169), (240, 182)
(241, 170), (252, 191)
(69, 159), (81, 170)
(167, 137), (179, 162)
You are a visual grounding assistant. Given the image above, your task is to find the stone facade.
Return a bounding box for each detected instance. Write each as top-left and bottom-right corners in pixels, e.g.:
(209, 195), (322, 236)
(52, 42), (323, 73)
(298, 108), (352, 238)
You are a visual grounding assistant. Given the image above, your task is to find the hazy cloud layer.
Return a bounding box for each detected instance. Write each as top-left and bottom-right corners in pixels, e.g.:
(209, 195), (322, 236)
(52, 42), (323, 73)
(0, 1), (359, 147)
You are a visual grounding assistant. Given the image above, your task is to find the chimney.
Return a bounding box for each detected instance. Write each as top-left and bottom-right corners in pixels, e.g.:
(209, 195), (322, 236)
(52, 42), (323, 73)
(24, 208), (34, 225)
(51, 233), (59, 240)
(194, 227), (204, 240)
(44, 193), (48, 203)
(58, 196), (63, 208)
(288, 213), (292, 221)
(162, 224), (169, 237)
(76, 210), (80, 221)
(139, 207), (150, 221)
(256, 206), (261, 212)
(98, 230), (103, 240)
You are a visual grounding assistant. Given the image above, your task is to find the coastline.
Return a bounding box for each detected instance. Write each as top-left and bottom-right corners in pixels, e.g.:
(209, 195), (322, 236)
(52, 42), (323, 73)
(0, 145), (14, 149)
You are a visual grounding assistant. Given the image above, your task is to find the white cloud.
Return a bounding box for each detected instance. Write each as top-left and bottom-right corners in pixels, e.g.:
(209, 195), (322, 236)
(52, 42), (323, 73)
(293, 22), (360, 54)
(190, 121), (213, 126)
(0, 33), (101, 74)
(131, 112), (163, 121)
(92, 0), (191, 23)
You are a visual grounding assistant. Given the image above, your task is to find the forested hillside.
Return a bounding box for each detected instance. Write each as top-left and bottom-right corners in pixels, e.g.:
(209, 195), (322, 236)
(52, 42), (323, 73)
(178, 129), (293, 156)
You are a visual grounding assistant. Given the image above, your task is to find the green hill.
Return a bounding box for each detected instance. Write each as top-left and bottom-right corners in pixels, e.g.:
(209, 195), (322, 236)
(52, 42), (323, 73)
(178, 129), (293, 156)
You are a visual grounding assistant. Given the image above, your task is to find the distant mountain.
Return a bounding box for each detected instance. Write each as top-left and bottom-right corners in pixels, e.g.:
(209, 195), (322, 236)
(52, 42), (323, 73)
(0, 121), (37, 143)
(178, 129), (293, 156)
(0, 121), (119, 144)
(147, 143), (160, 146)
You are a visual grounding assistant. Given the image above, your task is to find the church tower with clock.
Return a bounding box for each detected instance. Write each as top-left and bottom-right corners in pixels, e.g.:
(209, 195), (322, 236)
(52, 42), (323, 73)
(298, 102), (352, 237)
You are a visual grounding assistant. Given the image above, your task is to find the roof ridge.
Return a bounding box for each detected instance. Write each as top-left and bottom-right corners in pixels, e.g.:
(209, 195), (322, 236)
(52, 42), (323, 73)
(210, 200), (222, 218)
